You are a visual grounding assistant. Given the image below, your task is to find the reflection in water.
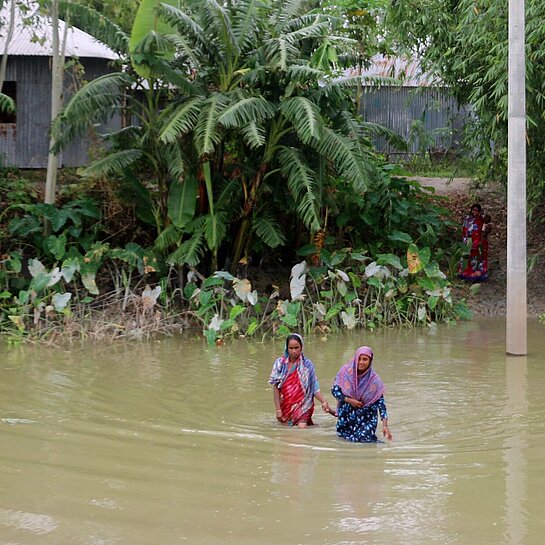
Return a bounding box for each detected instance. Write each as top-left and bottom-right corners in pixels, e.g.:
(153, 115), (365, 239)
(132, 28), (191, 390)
(2, 320), (545, 545)
(504, 356), (528, 545)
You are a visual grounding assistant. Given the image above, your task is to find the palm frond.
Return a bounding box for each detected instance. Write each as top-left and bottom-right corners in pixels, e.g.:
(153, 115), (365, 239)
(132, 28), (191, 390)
(204, 211), (228, 251)
(279, 97), (322, 144)
(194, 94), (229, 156)
(317, 127), (370, 193)
(158, 2), (205, 41)
(167, 229), (206, 267)
(155, 224), (183, 251)
(218, 96), (275, 128)
(159, 97), (206, 143)
(58, 1), (129, 55)
(231, 0), (260, 54)
(284, 19), (329, 45)
(286, 65), (323, 84)
(201, 0), (238, 55)
(265, 37), (299, 70)
(161, 142), (187, 180)
(360, 121), (409, 152)
(240, 122), (267, 149)
(317, 75), (400, 100)
(278, 146), (321, 231)
(252, 213), (287, 248)
(80, 149), (143, 178)
(53, 72), (134, 150)
(271, 0), (306, 34)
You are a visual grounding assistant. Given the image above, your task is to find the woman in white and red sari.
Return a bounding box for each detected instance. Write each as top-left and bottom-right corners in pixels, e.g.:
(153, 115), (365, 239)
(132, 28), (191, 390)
(269, 334), (331, 428)
(458, 203), (490, 281)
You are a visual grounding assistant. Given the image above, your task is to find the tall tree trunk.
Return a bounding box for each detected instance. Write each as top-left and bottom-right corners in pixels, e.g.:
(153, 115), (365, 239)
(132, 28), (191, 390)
(44, 0), (69, 208)
(0, 0), (16, 90)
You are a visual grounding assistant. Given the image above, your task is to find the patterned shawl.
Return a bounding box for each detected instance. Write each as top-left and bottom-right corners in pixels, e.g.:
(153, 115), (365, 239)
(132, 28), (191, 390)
(333, 346), (385, 406)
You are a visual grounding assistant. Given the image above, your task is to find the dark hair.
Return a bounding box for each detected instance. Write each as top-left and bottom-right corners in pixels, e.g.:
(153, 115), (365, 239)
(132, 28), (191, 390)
(470, 203), (482, 212)
(483, 214), (491, 223)
(285, 333), (303, 350)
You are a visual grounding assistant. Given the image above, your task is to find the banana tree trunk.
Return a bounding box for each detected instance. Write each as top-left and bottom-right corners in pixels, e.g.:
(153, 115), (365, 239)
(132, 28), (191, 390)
(230, 163), (268, 273)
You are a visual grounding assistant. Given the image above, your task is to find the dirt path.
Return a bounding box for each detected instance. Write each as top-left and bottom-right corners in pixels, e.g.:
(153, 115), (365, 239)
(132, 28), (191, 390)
(412, 177), (545, 318)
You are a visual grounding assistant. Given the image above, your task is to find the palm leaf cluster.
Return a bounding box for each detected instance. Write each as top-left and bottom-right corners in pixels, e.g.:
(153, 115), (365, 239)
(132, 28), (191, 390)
(56, 0), (382, 272)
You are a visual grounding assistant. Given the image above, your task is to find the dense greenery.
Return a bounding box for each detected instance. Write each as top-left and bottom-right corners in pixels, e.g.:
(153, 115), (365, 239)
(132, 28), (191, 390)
(388, 0), (545, 210)
(0, 0), (472, 343)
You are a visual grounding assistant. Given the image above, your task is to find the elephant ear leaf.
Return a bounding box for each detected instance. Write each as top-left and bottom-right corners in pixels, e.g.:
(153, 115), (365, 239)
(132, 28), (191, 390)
(129, 0), (177, 78)
(168, 176), (198, 228)
(407, 244), (430, 274)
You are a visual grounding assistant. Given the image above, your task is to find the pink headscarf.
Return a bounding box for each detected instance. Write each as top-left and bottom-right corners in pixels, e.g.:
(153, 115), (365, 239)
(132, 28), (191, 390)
(333, 346), (385, 406)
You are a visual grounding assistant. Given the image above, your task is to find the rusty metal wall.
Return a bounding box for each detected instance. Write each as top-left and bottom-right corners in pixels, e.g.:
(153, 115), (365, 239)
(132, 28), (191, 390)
(360, 86), (468, 157)
(0, 56), (120, 168)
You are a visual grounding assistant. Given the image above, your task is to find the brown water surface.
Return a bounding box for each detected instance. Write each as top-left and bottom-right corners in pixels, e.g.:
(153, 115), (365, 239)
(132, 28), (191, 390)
(2, 319), (545, 545)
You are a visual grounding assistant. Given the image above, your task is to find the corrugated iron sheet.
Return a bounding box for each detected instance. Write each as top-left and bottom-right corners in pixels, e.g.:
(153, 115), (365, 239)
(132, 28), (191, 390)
(347, 54), (439, 87)
(0, 57), (120, 168)
(360, 86), (468, 155)
(0, 2), (118, 59)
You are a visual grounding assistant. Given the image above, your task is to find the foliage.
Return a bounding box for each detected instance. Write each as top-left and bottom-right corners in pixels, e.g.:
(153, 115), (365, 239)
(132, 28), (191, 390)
(54, 0), (386, 274)
(387, 0), (545, 210)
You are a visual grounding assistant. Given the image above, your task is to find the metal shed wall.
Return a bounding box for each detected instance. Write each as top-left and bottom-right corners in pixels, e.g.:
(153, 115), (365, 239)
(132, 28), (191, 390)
(360, 86), (468, 157)
(0, 56), (121, 168)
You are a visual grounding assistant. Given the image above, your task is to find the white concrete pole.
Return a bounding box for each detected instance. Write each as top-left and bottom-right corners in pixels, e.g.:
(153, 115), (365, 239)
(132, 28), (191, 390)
(506, 0), (527, 355)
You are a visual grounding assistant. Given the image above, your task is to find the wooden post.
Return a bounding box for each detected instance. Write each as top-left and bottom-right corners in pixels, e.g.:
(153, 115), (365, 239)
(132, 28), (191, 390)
(506, 0), (527, 355)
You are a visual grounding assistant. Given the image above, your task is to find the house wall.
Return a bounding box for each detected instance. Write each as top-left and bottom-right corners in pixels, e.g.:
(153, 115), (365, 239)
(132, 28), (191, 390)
(0, 56), (121, 168)
(360, 86), (469, 158)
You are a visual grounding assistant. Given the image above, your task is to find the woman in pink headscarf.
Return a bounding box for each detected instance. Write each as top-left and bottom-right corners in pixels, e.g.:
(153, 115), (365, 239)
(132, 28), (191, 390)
(331, 346), (392, 442)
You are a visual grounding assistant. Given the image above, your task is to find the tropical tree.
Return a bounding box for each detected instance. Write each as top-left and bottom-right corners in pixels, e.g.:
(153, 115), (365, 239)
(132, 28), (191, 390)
(387, 0), (545, 210)
(54, 0), (389, 274)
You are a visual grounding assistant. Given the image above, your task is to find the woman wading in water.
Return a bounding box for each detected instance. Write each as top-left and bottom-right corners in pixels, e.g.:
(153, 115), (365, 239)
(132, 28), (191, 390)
(269, 334), (331, 428)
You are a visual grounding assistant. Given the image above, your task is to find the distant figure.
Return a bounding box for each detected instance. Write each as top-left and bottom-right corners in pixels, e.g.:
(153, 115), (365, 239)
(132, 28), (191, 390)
(269, 333), (331, 428)
(331, 346), (392, 443)
(458, 203), (490, 281)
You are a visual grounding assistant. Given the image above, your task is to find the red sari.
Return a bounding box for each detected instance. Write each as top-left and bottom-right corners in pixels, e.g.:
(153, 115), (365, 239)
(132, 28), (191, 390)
(269, 355), (319, 426)
(458, 213), (488, 281)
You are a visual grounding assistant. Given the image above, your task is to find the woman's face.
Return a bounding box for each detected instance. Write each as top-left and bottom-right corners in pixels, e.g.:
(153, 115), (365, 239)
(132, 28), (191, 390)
(471, 206), (481, 217)
(287, 339), (302, 361)
(357, 354), (372, 374)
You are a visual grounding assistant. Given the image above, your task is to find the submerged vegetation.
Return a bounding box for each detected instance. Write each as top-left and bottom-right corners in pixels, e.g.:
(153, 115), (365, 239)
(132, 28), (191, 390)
(0, 0), (474, 344)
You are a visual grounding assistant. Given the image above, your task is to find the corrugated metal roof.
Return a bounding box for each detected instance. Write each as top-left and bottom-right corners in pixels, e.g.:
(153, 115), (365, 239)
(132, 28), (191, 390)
(0, 2), (118, 59)
(348, 54), (440, 87)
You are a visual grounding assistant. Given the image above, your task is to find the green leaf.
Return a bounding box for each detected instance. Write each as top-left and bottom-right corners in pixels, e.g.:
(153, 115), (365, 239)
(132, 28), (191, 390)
(204, 329), (218, 346)
(81, 272), (99, 295)
(46, 234), (67, 260)
(377, 253), (403, 270)
(246, 320), (259, 336)
(168, 176), (198, 228)
(229, 305), (245, 320)
(52, 292), (72, 312)
(129, 0), (178, 77)
(388, 231), (413, 244)
(427, 295), (439, 310)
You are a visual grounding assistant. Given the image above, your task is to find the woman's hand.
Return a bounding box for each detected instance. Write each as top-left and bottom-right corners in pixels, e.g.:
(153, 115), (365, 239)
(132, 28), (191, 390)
(275, 409), (286, 423)
(346, 397), (363, 409)
(382, 426), (392, 440)
(320, 400), (330, 413)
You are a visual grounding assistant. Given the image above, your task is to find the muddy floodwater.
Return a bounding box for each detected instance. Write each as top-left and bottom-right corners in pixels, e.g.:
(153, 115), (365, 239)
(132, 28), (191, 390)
(2, 319), (545, 545)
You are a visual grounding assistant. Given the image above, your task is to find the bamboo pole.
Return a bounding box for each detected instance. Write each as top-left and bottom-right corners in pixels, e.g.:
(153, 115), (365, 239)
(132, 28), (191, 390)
(506, 0), (527, 355)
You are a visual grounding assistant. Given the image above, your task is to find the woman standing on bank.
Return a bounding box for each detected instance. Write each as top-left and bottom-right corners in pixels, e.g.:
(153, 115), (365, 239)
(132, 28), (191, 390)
(458, 203), (490, 281)
(269, 333), (331, 428)
(331, 345), (392, 443)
